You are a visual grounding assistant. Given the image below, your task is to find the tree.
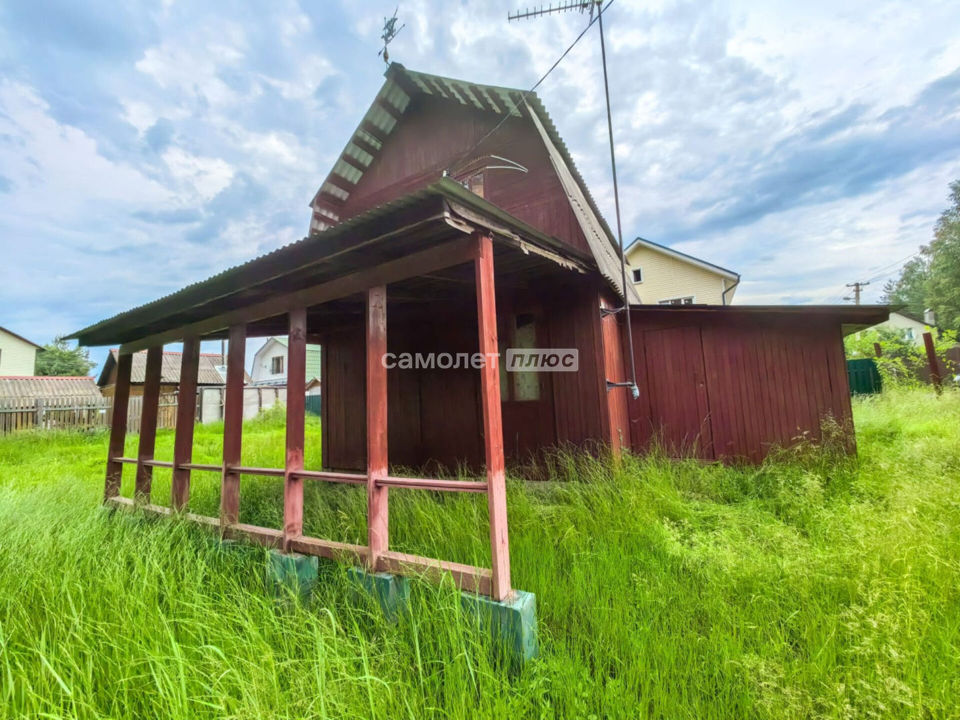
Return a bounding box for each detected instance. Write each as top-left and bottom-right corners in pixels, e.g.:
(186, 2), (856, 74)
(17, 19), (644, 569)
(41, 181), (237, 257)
(882, 180), (960, 331)
(881, 256), (929, 317)
(926, 180), (960, 330)
(35, 337), (96, 377)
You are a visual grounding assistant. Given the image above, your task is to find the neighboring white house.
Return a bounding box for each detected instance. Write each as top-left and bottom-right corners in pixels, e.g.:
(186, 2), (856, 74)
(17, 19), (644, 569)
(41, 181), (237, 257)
(0, 325), (42, 376)
(625, 237), (740, 305)
(870, 310), (937, 345)
(250, 337), (322, 386)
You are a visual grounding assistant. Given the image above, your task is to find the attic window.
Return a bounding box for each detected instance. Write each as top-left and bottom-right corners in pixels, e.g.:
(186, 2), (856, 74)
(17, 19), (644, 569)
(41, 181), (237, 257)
(631, 267), (643, 283)
(271, 356), (284, 374)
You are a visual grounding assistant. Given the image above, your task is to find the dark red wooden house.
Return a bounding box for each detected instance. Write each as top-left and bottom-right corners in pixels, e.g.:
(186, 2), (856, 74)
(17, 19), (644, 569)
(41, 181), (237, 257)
(70, 64), (887, 601)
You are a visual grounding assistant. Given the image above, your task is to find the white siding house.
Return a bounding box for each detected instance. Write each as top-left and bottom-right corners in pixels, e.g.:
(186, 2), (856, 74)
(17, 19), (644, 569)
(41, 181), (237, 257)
(625, 238), (740, 305)
(250, 337), (322, 386)
(0, 326), (41, 376)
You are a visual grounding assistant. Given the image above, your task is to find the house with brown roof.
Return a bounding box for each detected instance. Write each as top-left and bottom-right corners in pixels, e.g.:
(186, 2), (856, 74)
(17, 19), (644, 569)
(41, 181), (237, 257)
(97, 349), (247, 397)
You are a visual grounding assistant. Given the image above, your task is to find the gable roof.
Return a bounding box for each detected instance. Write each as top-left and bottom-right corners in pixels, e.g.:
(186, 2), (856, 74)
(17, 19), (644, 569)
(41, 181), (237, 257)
(310, 63), (638, 302)
(0, 326), (43, 349)
(0, 375), (101, 400)
(96, 349), (244, 387)
(889, 310), (935, 327)
(625, 237), (740, 281)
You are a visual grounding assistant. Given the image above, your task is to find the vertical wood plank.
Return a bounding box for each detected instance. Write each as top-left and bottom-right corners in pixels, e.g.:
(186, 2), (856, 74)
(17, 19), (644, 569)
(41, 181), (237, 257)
(923, 331), (942, 395)
(135, 346), (163, 503)
(105, 352), (132, 501)
(474, 232), (512, 601)
(221, 324), (246, 527)
(366, 286), (389, 568)
(172, 336), (200, 510)
(284, 308), (307, 550)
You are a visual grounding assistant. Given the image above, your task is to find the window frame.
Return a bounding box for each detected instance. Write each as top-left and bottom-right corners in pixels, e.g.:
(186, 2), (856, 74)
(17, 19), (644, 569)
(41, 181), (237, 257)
(270, 355), (285, 375)
(631, 266), (643, 284)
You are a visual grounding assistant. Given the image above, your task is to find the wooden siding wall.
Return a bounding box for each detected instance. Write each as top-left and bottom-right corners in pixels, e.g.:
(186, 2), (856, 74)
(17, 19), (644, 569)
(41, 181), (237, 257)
(322, 279), (614, 471)
(340, 95), (590, 255)
(626, 312), (854, 463)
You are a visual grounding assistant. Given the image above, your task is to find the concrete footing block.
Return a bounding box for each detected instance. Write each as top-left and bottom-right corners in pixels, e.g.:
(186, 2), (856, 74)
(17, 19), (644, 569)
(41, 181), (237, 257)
(461, 589), (539, 665)
(266, 549), (319, 600)
(347, 567), (411, 621)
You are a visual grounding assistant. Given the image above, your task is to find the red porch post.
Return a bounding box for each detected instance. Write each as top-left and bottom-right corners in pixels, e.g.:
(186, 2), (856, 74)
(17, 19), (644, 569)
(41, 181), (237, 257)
(135, 345), (163, 503)
(105, 352), (133, 502)
(221, 324), (246, 527)
(366, 285), (389, 569)
(284, 308), (307, 550)
(474, 232), (512, 601)
(172, 336), (200, 510)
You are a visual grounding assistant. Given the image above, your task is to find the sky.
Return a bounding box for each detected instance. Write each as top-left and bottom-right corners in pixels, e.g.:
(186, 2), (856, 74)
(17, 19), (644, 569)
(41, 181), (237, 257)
(1, 0), (959, 375)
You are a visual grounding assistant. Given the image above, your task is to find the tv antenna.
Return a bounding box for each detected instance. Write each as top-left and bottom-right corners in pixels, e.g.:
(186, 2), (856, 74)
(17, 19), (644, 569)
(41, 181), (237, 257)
(508, 0), (638, 399)
(378, 7), (405, 64)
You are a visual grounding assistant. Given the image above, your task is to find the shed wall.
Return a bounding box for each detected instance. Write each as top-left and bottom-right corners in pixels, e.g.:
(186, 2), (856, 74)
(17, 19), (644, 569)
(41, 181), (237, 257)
(626, 311), (853, 463)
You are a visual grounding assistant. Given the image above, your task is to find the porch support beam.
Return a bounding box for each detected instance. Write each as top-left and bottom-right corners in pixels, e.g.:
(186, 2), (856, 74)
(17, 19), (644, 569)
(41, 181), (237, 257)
(220, 324), (246, 527)
(134, 345), (163, 504)
(366, 285), (389, 570)
(283, 308), (307, 550)
(120, 236), (477, 355)
(104, 352), (132, 501)
(474, 231), (512, 601)
(172, 336), (200, 510)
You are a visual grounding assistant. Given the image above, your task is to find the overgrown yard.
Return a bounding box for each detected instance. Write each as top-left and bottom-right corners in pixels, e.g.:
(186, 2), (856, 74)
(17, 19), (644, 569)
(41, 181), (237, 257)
(0, 388), (957, 719)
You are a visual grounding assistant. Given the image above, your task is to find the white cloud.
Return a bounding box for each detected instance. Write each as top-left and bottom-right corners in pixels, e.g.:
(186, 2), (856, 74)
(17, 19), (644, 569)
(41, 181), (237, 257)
(161, 147), (235, 202)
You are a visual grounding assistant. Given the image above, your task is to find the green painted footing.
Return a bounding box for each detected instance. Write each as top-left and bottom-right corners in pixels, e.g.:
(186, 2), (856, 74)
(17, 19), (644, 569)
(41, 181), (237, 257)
(461, 589), (539, 665)
(266, 549), (318, 600)
(347, 567), (411, 621)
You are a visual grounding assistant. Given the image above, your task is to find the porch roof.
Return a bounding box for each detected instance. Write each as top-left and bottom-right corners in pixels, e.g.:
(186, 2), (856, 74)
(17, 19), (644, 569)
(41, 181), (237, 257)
(68, 179), (593, 349)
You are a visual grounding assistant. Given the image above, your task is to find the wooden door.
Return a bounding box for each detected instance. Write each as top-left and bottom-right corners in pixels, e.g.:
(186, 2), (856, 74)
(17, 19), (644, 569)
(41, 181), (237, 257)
(632, 325), (713, 459)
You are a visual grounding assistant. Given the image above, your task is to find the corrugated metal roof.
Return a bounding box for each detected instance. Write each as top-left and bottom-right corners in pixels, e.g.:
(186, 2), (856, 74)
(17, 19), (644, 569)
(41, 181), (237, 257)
(98, 350), (243, 386)
(0, 376), (101, 399)
(68, 180), (592, 347)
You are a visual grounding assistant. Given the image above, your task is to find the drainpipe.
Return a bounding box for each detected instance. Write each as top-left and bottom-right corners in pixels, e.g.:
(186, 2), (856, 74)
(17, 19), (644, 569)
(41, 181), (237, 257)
(722, 274), (741, 306)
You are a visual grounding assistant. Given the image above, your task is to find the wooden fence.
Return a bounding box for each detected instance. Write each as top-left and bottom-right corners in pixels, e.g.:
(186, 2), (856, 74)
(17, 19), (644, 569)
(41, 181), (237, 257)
(0, 386), (291, 435)
(0, 394), (179, 435)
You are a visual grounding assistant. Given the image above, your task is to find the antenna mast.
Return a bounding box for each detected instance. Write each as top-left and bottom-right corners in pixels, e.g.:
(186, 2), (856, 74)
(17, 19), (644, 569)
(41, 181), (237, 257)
(508, 0), (639, 400)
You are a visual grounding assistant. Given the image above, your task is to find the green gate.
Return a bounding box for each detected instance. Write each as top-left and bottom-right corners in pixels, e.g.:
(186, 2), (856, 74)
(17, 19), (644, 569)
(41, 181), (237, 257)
(305, 395), (322, 416)
(847, 358), (882, 395)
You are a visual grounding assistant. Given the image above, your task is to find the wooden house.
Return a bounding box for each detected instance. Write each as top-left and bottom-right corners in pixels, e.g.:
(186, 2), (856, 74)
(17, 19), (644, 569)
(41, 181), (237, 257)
(97, 348), (243, 397)
(625, 237), (740, 305)
(0, 325), (42, 376)
(68, 64), (887, 601)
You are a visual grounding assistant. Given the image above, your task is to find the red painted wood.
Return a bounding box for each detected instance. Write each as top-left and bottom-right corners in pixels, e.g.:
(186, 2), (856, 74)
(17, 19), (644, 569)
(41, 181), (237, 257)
(172, 336), (200, 510)
(628, 311), (857, 463)
(366, 286), (389, 569)
(105, 352), (132, 501)
(220, 324), (246, 527)
(284, 308), (307, 550)
(599, 293), (629, 454)
(923, 331), (942, 394)
(341, 94), (590, 255)
(134, 345), (163, 503)
(474, 232), (511, 601)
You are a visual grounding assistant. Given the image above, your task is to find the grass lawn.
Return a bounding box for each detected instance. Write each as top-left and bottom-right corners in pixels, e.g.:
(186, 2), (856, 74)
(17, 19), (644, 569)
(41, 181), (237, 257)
(0, 388), (958, 719)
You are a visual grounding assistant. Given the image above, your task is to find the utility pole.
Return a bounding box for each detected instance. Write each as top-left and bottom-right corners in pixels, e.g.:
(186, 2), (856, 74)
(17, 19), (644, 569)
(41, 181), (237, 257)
(844, 281), (870, 305)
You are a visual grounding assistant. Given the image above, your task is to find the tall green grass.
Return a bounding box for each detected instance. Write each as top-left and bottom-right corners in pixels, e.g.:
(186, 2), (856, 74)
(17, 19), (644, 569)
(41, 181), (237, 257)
(0, 388), (957, 718)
